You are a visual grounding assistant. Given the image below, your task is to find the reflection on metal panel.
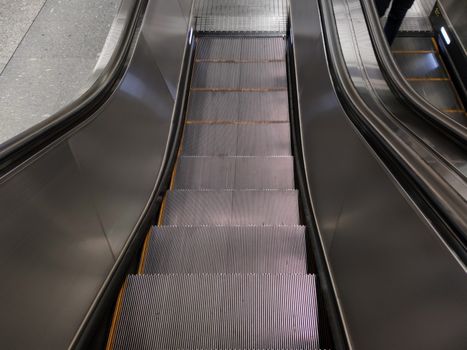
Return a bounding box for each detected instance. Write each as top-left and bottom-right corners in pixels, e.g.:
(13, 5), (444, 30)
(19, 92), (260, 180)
(0, 143), (114, 349)
(0, 0), (189, 348)
(178, 0), (193, 23)
(69, 37), (174, 256)
(142, 0), (189, 98)
(439, 0), (467, 53)
(291, 1), (467, 349)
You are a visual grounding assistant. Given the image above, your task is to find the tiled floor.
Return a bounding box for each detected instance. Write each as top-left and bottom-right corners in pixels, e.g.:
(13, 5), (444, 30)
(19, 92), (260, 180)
(0, 0), (121, 144)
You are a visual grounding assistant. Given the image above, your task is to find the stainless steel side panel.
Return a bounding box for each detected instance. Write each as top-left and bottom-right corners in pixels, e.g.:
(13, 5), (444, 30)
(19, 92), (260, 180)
(0, 1), (189, 349)
(439, 0), (467, 51)
(291, 1), (467, 349)
(142, 0), (192, 98)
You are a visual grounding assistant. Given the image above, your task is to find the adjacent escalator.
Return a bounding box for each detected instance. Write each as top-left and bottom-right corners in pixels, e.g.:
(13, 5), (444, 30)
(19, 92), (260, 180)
(392, 36), (466, 125)
(105, 35), (322, 349)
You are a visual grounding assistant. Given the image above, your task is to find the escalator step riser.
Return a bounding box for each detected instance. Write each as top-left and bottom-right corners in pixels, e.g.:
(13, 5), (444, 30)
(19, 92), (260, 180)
(191, 62), (287, 89)
(187, 90), (289, 121)
(196, 37), (286, 61)
(111, 274), (319, 350)
(162, 190), (300, 225)
(182, 124), (292, 156)
(174, 156), (295, 189)
(143, 226), (307, 274)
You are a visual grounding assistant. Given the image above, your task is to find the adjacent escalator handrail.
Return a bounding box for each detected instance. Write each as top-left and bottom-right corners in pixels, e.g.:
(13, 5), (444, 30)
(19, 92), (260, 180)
(359, 0), (467, 147)
(0, 0), (146, 175)
(318, 0), (467, 257)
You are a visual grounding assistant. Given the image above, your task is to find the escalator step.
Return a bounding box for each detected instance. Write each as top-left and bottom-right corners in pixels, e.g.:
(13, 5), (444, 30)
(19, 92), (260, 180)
(394, 53), (447, 79)
(142, 226), (307, 274)
(196, 36), (286, 61)
(187, 90), (289, 121)
(191, 61), (287, 89)
(173, 156), (295, 189)
(110, 274), (319, 350)
(409, 80), (462, 110)
(162, 190), (299, 225)
(181, 123), (292, 156)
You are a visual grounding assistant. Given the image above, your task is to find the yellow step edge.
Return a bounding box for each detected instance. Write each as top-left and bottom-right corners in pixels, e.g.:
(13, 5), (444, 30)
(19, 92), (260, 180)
(391, 50), (435, 54)
(406, 77), (450, 81)
(105, 279), (128, 350)
(157, 195), (167, 226)
(442, 108), (465, 113)
(137, 228), (154, 274)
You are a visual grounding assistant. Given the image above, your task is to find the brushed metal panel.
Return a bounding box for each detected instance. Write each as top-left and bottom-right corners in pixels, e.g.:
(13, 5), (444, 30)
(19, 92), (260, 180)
(291, 1), (467, 349)
(69, 37), (173, 256)
(0, 143), (114, 349)
(178, 0), (193, 24)
(439, 0), (467, 51)
(0, 1), (190, 348)
(142, 0), (189, 98)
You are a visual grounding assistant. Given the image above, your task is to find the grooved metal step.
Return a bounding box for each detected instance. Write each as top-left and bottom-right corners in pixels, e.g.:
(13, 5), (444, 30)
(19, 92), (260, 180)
(187, 90), (289, 121)
(394, 52), (447, 79)
(173, 156), (295, 189)
(196, 37), (286, 61)
(110, 274), (319, 350)
(142, 226), (307, 274)
(181, 123), (292, 156)
(162, 190), (300, 225)
(191, 62), (287, 89)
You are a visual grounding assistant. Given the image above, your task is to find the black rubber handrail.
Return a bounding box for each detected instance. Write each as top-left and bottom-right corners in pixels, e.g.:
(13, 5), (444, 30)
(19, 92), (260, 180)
(359, 0), (467, 148)
(0, 0), (146, 176)
(318, 0), (467, 258)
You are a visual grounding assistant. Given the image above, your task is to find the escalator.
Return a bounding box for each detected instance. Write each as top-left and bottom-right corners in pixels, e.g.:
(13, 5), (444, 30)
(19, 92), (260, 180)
(392, 36), (466, 125)
(105, 35), (321, 349)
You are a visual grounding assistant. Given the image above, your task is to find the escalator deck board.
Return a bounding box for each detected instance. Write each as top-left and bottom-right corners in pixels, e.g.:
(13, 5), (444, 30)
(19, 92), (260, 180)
(111, 274), (319, 350)
(162, 190), (300, 225)
(173, 156), (295, 189)
(143, 226), (307, 274)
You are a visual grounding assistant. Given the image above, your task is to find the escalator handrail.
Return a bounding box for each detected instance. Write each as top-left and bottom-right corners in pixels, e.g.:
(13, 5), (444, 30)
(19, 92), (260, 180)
(318, 0), (467, 259)
(359, 0), (467, 147)
(0, 0), (146, 176)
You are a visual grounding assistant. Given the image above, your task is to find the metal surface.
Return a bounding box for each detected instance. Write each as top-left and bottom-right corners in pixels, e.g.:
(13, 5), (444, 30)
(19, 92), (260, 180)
(143, 226), (307, 273)
(393, 52), (447, 78)
(188, 91), (289, 121)
(109, 33), (318, 349)
(360, 0), (467, 146)
(0, 1), (190, 348)
(182, 124), (292, 156)
(196, 36), (286, 60)
(438, 0), (467, 54)
(291, 1), (467, 349)
(334, 0), (467, 222)
(193, 0), (289, 33)
(410, 79), (463, 111)
(174, 156), (295, 189)
(112, 274), (319, 350)
(142, 0), (191, 98)
(192, 61), (287, 89)
(392, 36), (435, 51)
(163, 190), (300, 225)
